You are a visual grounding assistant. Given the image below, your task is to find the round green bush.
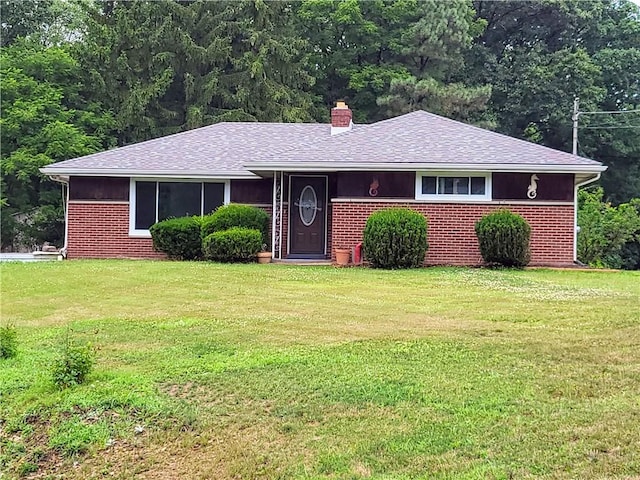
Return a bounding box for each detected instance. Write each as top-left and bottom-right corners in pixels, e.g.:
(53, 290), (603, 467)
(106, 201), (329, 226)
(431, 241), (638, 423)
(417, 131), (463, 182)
(201, 204), (270, 246)
(203, 227), (262, 262)
(149, 216), (202, 260)
(475, 210), (531, 267)
(362, 208), (428, 269)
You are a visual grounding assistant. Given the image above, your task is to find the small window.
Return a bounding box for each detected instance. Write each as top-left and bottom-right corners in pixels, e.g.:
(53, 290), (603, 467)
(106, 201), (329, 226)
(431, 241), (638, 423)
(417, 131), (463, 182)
(416, 173), (490, 201)
(439, 177), (469, 195)
(471, 177), (485, 195)
(422, 176), (436, 195)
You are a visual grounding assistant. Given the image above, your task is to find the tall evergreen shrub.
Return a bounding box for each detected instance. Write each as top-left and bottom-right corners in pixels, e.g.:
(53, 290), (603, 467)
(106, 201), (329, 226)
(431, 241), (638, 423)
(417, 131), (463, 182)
(362, 208), (428, 269)
(475, 210), (531, 267)
(201, 204), (270, 246)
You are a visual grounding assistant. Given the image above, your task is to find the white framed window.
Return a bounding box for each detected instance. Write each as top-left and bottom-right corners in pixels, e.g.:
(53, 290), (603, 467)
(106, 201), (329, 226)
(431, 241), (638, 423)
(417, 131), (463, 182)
(415, 172), (491, 201)
(129, 178), (230, 236)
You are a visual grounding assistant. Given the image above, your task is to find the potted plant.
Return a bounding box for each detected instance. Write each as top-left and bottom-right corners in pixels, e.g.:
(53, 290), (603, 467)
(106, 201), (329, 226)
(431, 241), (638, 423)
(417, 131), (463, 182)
(257, 244), (272, 264)
(335, 247), (350, 266)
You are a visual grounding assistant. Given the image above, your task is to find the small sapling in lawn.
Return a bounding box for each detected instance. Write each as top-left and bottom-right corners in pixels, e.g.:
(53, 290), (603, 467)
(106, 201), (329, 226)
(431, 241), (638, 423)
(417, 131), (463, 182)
(51, 329), (95, 389)
(0, 323), (18, 359)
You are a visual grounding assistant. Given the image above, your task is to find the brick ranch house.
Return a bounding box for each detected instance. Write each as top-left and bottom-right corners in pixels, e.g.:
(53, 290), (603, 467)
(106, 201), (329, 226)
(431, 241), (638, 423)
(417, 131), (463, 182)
(41, 103), (606, 266)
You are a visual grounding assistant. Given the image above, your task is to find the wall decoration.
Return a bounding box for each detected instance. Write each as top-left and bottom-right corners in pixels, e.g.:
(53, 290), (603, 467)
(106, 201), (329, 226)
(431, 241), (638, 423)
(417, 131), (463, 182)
(527, 174), (539, 199)
(492, 173), (572, 201)
(369, 177), (379, 197)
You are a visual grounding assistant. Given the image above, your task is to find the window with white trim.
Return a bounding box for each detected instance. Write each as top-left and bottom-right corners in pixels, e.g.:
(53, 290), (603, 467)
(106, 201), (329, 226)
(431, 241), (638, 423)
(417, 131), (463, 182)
(415, 173), (491, 201)
(130, 180), (228, 235)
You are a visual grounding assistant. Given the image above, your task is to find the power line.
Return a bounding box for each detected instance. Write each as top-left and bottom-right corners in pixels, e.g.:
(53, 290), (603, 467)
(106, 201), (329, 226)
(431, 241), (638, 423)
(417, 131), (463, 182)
(580, 125), (640, 129)
(578, 109), (640, 116)
(573, 97), (640, 154)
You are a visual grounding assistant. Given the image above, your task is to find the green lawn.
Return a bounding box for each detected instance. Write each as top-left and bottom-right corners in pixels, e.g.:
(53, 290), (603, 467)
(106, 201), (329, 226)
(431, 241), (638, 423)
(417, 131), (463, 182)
(1, 261), (639, 479)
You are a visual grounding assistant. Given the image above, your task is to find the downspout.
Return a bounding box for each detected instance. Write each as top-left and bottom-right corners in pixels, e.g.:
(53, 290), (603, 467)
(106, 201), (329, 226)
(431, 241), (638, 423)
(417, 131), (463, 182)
(574, 173), (601, 263)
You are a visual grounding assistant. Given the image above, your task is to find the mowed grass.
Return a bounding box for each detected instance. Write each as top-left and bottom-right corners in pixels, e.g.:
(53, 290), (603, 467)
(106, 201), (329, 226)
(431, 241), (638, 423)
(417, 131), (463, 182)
(0, 261), (639, 479)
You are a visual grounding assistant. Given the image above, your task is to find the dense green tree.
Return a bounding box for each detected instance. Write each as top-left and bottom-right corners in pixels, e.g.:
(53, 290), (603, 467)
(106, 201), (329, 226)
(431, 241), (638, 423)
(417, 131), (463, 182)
(577, 188), (640, 268)
(466, 0), (640, 203)
(1, 0), (89, 47)
(78, 0), (316, 145)
(299, 0), (490, 123)
(378, 77), (493, 126)
(299, 0), (413, 121)
(377, 0), (493, 125)
(211, 0), (317, 123)
(0, 0), (54, 46)
(0, 40), (112, 249)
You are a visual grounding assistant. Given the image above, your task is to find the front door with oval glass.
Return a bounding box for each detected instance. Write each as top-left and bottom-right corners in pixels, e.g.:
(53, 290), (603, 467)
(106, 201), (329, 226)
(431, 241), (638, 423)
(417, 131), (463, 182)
(289, 175), (327, 257)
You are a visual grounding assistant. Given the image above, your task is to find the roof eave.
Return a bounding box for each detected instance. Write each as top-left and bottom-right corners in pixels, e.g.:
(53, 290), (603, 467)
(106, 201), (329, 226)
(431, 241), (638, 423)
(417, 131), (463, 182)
(244, 162), (607, 174)
(40, 167), (260, 180)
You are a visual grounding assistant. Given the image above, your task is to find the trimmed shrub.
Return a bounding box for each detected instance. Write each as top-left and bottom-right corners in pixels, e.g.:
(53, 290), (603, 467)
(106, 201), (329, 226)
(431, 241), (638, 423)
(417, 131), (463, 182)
(201, 204), (269, 245)
(52, 335), (95, 389)
(475, 210), (531, 267)
(0, 325), (18, 359)
(203, 227), (262, 262)
(149, 216), (202, 260)
(363, 208), (428, 269)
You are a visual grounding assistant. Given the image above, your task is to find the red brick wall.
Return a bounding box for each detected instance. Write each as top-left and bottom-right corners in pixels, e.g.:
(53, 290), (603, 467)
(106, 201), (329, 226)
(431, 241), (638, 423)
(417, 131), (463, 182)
(67, 199), (575, 266)
(67, 202), (165, 259)
(330, 201), (575, 267)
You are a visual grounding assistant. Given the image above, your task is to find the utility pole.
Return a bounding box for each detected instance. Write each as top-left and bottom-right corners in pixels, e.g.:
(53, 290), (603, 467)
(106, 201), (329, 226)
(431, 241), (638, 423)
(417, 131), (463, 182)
(571, 99), (639, 156)
(572, 97), (579, 156)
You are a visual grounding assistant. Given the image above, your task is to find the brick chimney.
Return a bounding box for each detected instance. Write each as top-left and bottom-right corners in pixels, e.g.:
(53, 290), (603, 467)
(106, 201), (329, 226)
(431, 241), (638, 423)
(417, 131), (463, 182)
(331, 101), (353, 135)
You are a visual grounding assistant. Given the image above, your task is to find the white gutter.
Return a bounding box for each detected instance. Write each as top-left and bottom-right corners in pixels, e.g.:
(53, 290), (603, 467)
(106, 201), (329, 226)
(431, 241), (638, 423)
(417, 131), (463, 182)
(39, 168), (258, 180)
(574, 173), (602, 263)
(244, 162), (607, 174)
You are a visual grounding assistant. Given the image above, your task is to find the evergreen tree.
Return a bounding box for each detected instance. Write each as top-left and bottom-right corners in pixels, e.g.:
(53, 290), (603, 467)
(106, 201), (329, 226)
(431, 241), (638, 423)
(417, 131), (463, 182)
(78, 0), (316, 145)
(377, 0), (493, 125)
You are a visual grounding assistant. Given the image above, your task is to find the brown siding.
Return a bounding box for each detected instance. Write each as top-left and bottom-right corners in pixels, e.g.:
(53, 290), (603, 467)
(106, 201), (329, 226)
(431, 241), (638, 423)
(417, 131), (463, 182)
(230, 179), (273, 204)
(493, 173), (573, 201)
(336, 172), (414, 198)
(69, 177), (129, 201)
(330, 201), (575, 267)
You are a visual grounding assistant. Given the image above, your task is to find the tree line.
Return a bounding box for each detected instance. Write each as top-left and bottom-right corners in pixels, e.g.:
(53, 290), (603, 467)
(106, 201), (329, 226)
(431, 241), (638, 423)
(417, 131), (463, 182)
(1, 0), (639, 266)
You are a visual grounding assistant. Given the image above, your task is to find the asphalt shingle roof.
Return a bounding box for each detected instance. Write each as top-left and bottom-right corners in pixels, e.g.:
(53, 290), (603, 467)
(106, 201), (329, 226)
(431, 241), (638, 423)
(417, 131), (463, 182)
(42, 122), (331, 177)
(42, 110), (604, 177)
(255, 111), (601, 168)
